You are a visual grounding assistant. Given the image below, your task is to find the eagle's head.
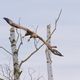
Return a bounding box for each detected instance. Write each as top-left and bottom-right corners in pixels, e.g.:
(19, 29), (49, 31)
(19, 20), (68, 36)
(3, 17), (13, 25)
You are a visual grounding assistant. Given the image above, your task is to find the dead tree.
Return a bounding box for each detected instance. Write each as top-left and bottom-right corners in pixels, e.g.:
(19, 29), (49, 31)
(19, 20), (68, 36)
(45, 24), (53, 80)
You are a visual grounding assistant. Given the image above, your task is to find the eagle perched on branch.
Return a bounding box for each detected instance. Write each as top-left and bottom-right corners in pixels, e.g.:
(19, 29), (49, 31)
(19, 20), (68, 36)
(3, 17), (63, 56)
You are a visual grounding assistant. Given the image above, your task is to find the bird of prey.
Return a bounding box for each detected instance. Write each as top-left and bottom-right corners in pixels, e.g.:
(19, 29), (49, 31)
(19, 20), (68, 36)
(3, 17), (63, 56)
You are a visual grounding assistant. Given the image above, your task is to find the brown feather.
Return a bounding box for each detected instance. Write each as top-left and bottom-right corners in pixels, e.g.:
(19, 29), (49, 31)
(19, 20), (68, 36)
(4, 17), (63, 56)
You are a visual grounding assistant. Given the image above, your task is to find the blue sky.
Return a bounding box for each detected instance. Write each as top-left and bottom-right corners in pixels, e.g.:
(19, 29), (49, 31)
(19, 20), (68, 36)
(0, 0), (80, 80)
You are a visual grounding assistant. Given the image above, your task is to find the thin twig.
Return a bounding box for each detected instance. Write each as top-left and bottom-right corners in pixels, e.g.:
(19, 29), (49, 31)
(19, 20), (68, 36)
(17, 18), (23, 52)
(0, 65), (13, 80)
(17, 37), (23, 52)
(50, 9), (62, 38)
(34, 25), (39, 49)
(19, 43), (43, 68)
(37, 76), (44, 80)
(16, 18), (21, 43)
(5, 65), (13, 80)
(16, 29), (19, 43)
(17, 30), (23, 52)
(0, 65), (9, 80)
(0, 46), (12, 55)
(19, 9), (62, 68)
(35, 25), (38, 33)
(20, 30), (23, 44)
(28, 68), (35, 80)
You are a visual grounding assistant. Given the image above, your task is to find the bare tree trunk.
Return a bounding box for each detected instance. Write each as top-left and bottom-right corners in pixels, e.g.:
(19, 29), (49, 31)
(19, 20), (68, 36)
(10, 28), (20, 80)
(45, 24), (53, 80)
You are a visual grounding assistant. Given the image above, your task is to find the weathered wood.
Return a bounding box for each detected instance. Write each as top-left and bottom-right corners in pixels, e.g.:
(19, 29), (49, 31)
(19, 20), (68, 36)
(46, 24), (53, 80)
